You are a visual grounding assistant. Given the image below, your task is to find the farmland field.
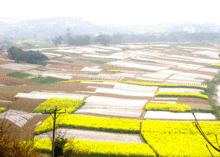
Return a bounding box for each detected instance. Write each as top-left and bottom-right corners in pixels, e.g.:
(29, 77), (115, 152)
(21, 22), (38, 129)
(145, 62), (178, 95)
(141, 120), (220, 156)
(34, 114), (140, 135)
(0, 42), (220, 156)
(33, 98), (84, 113)
(145, 103), (192, 112)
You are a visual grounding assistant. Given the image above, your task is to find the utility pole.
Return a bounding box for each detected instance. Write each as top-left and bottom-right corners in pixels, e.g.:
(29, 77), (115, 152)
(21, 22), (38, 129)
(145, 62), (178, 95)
(52, 107), (57, 157)
(44, 106), (66, 157)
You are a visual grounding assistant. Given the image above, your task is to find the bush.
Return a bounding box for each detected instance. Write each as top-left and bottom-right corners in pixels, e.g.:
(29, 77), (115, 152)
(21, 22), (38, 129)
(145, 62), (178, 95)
(55, 138), (67, 157)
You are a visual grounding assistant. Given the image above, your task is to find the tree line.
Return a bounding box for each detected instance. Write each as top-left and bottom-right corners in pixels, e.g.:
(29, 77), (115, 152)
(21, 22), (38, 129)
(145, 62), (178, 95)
(52, 31), (220, 46)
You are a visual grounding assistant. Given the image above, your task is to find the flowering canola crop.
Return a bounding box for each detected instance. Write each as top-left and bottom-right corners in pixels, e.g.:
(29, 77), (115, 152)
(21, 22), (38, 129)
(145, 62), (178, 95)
(146, 103), (192, 112)
(64, 80), (207, 89)
(33, 98), (84, 113)
(141, 120), (220, 156)
(0, 107), (6, 113)
(155, 92), (208, 99)
(34, 120), (220, 156)
(34, 114), (140, 135)
(34, 138), (156, 157)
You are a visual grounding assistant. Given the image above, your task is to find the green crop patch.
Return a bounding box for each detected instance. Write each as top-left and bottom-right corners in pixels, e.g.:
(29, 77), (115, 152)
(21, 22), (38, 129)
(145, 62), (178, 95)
(8, 72), (30, 78)
(29, 76), (63, 84)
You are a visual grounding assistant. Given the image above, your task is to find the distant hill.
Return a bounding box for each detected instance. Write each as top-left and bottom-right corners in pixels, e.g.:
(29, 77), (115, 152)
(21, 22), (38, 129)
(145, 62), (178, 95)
(0, 17), (220, 42)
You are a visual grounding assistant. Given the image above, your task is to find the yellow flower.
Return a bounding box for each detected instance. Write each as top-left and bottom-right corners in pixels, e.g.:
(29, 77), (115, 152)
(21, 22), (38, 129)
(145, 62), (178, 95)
(34, 114), (140, 135)
(146, 103), (191, 112)
(156, 92), (208, 99)
(33, 98), (84, 113)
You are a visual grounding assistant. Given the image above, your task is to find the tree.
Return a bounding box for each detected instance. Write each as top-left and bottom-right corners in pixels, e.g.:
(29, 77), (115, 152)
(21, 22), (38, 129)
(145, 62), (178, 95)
(52, 36), (63, 46)
(95, 34), (111, 46)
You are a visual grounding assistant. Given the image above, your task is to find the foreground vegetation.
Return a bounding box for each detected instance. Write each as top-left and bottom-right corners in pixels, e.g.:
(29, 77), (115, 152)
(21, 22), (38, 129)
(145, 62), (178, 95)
(145, 103), (192, 112)
(0, 139), (40, 157)
(0, 121), (40, 157)
(34, 114), (140, 135)
(33, 98), (84, 113)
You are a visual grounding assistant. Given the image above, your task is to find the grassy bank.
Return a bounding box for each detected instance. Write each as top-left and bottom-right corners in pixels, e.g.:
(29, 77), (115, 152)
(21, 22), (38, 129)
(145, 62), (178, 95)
(204, 72), (220, 119)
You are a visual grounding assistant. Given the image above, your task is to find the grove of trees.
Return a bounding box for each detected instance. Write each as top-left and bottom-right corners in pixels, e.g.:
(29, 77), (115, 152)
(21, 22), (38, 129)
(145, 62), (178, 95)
(8, 46), (48, 64)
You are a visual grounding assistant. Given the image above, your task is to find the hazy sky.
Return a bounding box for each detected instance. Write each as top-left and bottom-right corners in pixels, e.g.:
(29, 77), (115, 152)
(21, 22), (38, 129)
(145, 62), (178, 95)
(0, 0), (220, 25)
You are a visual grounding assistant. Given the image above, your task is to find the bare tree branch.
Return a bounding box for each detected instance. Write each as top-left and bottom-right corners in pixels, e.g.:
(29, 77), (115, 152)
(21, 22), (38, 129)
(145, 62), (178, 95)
(192, 112), (220, 152)
(206, 144), (214, 157)
(215, 135), (220, 149)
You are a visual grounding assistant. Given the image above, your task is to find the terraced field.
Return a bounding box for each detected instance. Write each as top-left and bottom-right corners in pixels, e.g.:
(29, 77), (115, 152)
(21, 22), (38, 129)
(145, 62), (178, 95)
(0, 43), (220, 156)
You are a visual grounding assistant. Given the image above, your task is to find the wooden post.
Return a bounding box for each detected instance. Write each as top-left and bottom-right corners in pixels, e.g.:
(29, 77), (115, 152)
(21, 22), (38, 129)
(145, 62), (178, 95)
(43, 106), (65, 157)
(52, 107), (57, 157)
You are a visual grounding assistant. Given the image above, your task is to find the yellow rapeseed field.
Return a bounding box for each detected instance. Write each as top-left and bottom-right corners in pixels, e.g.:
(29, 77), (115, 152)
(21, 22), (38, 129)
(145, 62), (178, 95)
(34, 119), (220, 156)
(34, 139), (156, 157)
(0, 107), (6, 113)
(146, 103), (192, 112)
(155, 91), (208, 99)
(141, 120), (220, 156)
(33, 98), (84, 113)
(211, 63), (220, 68)
(63, 80), (207, 89)
(34, 114), (140, 135)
